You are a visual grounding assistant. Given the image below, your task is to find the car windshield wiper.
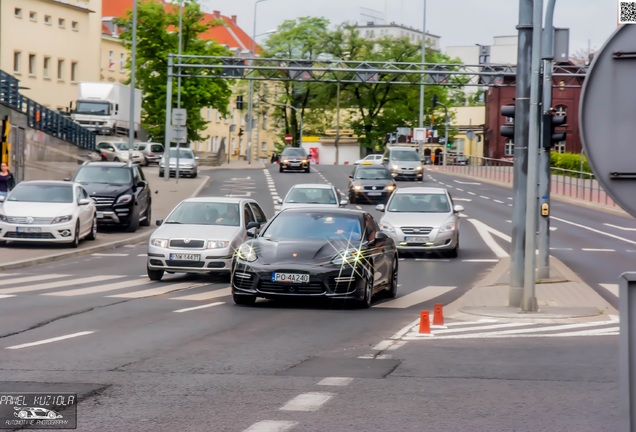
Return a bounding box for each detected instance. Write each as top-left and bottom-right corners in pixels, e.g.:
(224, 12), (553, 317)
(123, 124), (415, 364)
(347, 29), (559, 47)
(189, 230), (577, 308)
(164, 221), (182, 224)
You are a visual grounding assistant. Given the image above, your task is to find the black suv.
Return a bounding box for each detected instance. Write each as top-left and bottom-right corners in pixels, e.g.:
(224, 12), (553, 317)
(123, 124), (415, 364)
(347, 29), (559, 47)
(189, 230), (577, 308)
(279, 146), (310, 173)
(72, 161), (152, 232)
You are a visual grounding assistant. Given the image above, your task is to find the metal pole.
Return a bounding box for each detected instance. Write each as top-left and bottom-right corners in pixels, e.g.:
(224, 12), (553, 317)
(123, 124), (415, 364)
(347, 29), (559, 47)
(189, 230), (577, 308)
(335, 81), (340, 165)
(417, 0), (427, 158)
(128, 0), (138, 161)
(246, 0), (267, 164)
(298, 106), (303, 149)
(522, 0), (543, 312)
(538, 0), (556, 280)
(175, 0), (184, 183)
(444, 107), (448, 167)
(163, 55), (173, 182)
(620, 272), (636, 432)
(509, 0), (533, 306)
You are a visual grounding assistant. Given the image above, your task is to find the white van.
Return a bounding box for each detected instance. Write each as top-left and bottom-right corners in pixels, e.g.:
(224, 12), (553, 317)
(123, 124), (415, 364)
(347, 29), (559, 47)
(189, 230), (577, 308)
(382, 146), (424, 181)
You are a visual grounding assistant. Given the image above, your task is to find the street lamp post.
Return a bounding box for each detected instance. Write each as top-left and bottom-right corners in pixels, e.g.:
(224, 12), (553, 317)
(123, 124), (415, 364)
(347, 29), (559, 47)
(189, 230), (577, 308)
(175, 0), (184, 183)
(433, 99), (449, 167)
(128, 0), (138, 162)
(417, 0), (427, 158)
(246, 0), (268, 164)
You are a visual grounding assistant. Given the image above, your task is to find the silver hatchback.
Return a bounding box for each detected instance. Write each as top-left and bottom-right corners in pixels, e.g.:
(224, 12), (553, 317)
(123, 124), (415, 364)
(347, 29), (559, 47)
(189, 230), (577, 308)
(376, 187), (463, 257)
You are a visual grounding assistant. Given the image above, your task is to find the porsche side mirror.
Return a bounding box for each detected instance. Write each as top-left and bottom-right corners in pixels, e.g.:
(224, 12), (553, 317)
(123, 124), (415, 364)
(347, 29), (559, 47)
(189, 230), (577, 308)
(454, 205), (464, 213)
(246, 227), (258, 237)
(156, 219), (163, 226)
(246, 221), (260, 230)
(375, 204), (385, 212)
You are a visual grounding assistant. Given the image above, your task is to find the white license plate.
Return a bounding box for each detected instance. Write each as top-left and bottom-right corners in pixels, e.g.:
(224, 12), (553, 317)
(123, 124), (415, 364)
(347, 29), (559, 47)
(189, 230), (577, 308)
(290, 162), (300, 166)
(170, 253), (200, 261)
(272, 272), (309, 283)
(16, 227), (42, 233)
(367, 192), (382, 196)
(404, 236), (428, 243)
(96, 212), (104, 218)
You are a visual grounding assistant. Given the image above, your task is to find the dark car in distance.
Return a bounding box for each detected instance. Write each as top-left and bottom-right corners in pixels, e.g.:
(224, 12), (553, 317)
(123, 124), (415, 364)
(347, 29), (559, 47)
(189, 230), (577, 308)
(231, 208), (399, 308)
(72, 161), (152, 232)
(348, 165), (397, 204)
(279, 146), (310, 173)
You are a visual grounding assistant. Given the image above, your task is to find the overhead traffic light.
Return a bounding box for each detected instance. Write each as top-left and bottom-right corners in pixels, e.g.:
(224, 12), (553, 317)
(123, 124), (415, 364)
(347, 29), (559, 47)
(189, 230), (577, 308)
(542, 112), (567, 148)
(236, 95), (244, 110)
(499, 105), (515, 139)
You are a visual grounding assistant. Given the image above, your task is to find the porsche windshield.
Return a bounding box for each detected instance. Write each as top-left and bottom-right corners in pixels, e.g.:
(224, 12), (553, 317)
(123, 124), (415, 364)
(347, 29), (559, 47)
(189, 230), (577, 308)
(262, 212), (362, 240)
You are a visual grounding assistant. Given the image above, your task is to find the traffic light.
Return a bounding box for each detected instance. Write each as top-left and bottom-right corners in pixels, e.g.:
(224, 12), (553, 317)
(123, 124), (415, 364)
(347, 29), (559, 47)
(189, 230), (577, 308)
(236, 95), (244, 110)
(499, 105), (515, 139)
(238, 128), (244, 137)
(542, 112), (567, 148)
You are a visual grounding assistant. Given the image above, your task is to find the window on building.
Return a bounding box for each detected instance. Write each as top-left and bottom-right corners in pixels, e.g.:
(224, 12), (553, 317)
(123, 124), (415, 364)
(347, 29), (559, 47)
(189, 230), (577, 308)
(44, 15), (51, 25)
(13, 52), (21, 74)
(29, 11), (37, 21)
(119, 53), (125, 71)
(216, 110), (221, 123)
(262, 113), (268, 129)
(504, 139), (514, 156)
(14, 8), (22, 18)
(72, 21), (78, 31)
(71, 62), (78, 82)
(57, 59), (64, 80)
(555, 141), (566, 154)
(43, 57), (51, 78)
(261, 141), (267, 152)
(108, 51), (114, 71)
(555, 105), (567, 116)
(28, 54), (36, 76)
(58, 18), (65, 28)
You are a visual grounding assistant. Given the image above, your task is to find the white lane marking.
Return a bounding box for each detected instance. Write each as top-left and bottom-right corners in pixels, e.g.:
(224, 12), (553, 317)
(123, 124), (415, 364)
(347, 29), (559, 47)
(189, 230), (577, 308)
(357, 354), (375, 359)
(317, 377), (354, 386)
(453, 198), (472, 202)
(170, 287), (232, 301)
(479, 196), (490, 200)
(44, 278), (153, 296)
(279, 392), (335, 412)
(550, 247), (573, 251)
(551, 216), (636, 246)
(0, 275), (123, 295)
(420, 322), (534, 335)
(456, 188), (464, 192)
(355, 205), (362, 210)
(374, 286), (456, 309)
(507, 197), (513, 200)
(137, 253), (147, 257)
(470, 321), (619, 336)
(506, 220), (512, 223)
(173, 302), (225, 313)
(387, 341), (407, 350)
(467, 191), (476, 195)
(466, 219), (510, 258)
(376, 354), (393, 359)
(582, 248), (615, 252)
(107, 282), (208, 298)
(600, 283), (619, 297)
(550, 227), (557, 231)
(372, 340), (393, 351)
(603, 223), (636, 231)
(454, 180), (482, 185)
(6, 331), (95, 350)
(91, 253), (129, 257)
(0, 295), (16, 299)
(242, 420), (298, 432)
(494, 199), (504, 204)
(0, 274), (69, 286)
(389, 318), (420, 340)
(462, 259), (500, 263)
(405, 330), (619, 340)
(415, 258), (450, 262)
(508, 203), (513, 207)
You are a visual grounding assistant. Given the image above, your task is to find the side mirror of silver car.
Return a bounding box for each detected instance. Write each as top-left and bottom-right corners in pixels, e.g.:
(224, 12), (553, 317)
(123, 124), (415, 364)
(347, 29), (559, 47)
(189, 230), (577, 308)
(375, 204), (385, 212)
(276, 198), (283, 204)
(453, 205), (464, 213)
(339, 199), (348, 206)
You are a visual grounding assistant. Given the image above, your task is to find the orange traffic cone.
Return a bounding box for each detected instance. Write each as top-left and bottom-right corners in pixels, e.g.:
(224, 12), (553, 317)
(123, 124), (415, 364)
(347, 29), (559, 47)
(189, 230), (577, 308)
(419, 310), (431, 334)
(432, 303), (445, 328)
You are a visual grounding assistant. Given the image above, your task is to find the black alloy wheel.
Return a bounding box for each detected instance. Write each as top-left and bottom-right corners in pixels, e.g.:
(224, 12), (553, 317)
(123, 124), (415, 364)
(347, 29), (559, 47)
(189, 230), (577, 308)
(358, 267), (374, 309)
(147, 266), (164, 281)
(386, 255), (398, 298)
(140, 202), (151, 227)
(69, 222), (80, 248)
(126, 205), (140, 233)
(86, 217), (97, 240)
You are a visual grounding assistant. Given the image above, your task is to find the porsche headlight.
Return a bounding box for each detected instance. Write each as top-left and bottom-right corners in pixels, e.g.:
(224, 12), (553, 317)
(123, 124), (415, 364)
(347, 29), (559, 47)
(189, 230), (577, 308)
(332, 248), (364, 265)
(236, 243), (257, 262)
(439, 221), (456, 233)
(150, 238), (168, 248)
(51, 215), (73, 224)
(380, 222), (395, 232)
(207, 240), (229, 249)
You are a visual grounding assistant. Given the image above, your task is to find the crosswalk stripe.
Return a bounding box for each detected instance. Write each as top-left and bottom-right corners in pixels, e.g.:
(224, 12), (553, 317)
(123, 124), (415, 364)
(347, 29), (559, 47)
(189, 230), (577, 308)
(1, 274), (69, 287)
(420, 322), (533, 335)
(473, 320), (618, 336)
(0, 295), (16, 299)
(374, 286), (456, 309)
(170, 287), (232, 301)
(106, 282), (208, 298)
(0, 275), (123, 295)
(43, 278), (154, 296)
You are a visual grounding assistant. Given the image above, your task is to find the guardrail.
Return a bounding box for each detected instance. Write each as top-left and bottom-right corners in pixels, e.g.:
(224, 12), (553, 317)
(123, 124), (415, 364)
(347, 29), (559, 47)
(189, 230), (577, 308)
(0, 69), (95, 150)
(438, 156), (619, 209)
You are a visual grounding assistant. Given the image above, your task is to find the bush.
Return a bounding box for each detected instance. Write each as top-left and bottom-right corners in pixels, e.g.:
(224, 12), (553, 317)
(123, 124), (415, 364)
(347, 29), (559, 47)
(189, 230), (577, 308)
(550, 152), (592, 178)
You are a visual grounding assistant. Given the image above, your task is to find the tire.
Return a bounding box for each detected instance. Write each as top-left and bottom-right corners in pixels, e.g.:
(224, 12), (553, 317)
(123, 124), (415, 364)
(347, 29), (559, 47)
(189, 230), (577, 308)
(349, 193), (356, 204)
(358, 269), (374, 309)
(113, 157), (120, 162)
(140, 202), (151, 227)
(233, 293), (256, 305)
(159, 169), (164, 177)
(126, 205), (140, 233)
(86, 217), (97, 240)
(279, 166), (284, 173)
(386, 255), (398, 298)
(69, 222), (80, 248)
(192, 171), (198, 178)
(147, 266), (164, 281)
(446, 239), (459, 258)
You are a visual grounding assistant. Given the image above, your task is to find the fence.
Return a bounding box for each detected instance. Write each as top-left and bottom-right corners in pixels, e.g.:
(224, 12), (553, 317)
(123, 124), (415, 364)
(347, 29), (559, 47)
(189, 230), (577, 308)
(439, 156), (619, 209)
(0, 69), (95, 150)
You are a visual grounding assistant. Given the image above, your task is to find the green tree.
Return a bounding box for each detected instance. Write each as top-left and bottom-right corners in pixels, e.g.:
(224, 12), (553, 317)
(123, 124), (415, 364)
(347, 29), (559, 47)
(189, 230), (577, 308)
(116, 1), (232, 143)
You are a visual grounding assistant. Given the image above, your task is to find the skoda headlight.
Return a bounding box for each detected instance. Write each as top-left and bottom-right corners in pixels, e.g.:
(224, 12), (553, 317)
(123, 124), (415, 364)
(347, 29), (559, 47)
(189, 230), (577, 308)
(150, 238), (168, 248)
(51, 215), (73, 224)
(386, 185), (395, 191)
(439, 221), (456, 233)
(332, 248), (364, 265)
(116, 194), (133, 205)
(416, 166), (423, 171)
(207, 240), (229, 249)
(353, 185), (362, 191)
(391, 164), (399, 170)
(236, 243), (257, 262)
(380, 222), (395, 232)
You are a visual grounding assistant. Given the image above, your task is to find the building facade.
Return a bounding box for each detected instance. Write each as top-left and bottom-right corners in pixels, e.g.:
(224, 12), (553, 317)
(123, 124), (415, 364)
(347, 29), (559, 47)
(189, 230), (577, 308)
(356, 22), (441, 51)
(0, 0), (102, 111)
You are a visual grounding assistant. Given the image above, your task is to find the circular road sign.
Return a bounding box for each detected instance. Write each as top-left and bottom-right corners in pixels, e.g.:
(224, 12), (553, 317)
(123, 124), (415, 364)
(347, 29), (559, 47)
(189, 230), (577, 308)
(284, 134), (293, 143)
(580, 24), (636, 218)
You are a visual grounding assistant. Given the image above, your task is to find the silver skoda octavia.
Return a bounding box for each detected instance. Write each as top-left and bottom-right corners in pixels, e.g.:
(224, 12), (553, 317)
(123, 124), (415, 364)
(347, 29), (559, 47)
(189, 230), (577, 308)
(376, 187), (464, 258)
(147, 197), (267, 280)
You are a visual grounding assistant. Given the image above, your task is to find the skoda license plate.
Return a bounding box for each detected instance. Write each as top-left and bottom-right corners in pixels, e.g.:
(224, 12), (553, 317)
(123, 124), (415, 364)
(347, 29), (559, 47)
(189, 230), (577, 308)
(404, 236), (428, 243)
(272, 273), (309, 283)
(170, 253), (200, 261)
(96, 212), (104, 219)
(367, 192), (382, 196)
(16, 227), (41, 233)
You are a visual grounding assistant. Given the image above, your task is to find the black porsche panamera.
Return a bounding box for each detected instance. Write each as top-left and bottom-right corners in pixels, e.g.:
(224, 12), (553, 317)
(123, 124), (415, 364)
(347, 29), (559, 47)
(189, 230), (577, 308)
(231, 208), (399, 308)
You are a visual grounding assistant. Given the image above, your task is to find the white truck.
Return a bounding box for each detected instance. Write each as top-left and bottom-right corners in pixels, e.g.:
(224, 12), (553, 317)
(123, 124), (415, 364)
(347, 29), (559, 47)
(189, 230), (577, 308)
(71, 82), (142, 136)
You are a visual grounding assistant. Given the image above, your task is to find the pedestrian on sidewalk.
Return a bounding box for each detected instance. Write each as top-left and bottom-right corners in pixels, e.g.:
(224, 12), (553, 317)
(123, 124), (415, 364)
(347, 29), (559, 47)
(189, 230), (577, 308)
(0, 162), (15, 198)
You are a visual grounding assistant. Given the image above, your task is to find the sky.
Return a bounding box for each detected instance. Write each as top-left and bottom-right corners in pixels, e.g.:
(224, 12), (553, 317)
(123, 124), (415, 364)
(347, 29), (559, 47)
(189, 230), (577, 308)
(196, 0), (618, 56)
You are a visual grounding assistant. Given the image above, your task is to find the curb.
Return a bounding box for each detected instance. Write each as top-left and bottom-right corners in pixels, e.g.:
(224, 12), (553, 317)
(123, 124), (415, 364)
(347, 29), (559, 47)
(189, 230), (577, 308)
(0, 176), (211, 272)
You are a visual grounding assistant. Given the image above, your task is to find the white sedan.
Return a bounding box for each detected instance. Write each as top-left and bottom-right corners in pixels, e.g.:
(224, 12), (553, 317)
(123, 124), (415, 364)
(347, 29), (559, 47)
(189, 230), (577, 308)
(277, 184), (347, 211)
(0, 180), (97, 247)
(353, 154), (384, 165)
